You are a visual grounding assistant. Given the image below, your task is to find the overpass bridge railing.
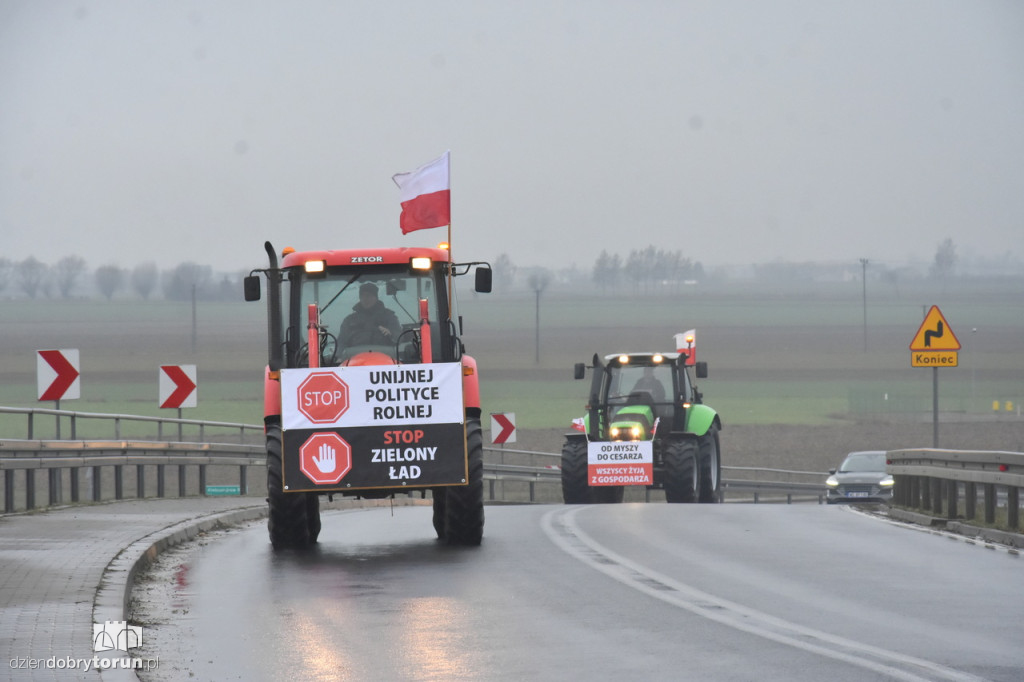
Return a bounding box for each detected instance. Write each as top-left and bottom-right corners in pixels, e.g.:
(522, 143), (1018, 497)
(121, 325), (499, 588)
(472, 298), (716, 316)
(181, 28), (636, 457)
(888, 448), (1024, 531)
(1, 407), (833, 513)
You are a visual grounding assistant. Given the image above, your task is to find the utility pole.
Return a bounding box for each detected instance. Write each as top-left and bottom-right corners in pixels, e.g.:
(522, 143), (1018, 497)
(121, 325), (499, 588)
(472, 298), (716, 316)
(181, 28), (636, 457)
(528, 272), (550, 364)
(860, 258), (869, 352)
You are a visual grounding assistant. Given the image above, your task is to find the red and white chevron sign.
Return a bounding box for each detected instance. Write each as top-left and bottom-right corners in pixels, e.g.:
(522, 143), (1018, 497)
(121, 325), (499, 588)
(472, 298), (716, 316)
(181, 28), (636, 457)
(37, 349), (81, 401)
(490, 412), (516, 444)
(159, 365), (197, 408)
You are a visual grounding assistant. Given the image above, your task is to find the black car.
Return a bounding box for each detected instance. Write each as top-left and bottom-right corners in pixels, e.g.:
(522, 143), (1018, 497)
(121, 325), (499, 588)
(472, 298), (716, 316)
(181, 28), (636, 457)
(825, 450), (894, 504)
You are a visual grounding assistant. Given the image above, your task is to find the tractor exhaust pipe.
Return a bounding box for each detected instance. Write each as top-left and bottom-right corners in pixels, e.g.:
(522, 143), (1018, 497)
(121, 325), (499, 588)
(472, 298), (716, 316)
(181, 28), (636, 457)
(264, 241), (284, 373)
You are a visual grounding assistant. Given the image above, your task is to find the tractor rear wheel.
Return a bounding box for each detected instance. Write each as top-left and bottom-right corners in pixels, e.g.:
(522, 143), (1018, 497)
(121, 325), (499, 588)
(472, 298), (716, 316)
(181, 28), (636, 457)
(664, 437), (699, 503)
(266, 423), (312, 549)
(561, 437), (590, 504)
(698, 426), (721, 503)
(440, 418), (484, 546)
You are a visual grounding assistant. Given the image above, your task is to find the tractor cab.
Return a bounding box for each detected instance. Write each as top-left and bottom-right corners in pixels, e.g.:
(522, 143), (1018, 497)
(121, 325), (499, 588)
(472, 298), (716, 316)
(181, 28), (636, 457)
(575, 352), (707, 443)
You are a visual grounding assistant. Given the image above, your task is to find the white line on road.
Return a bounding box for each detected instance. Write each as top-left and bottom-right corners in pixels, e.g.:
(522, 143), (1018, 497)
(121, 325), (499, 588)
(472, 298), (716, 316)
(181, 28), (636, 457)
(541, 506), (987, 682)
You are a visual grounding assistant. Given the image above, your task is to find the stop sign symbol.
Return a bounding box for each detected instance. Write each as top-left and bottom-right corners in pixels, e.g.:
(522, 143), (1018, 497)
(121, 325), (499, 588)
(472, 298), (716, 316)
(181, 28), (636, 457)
(299, 432), (352, 485)
(297, 371), (349, 424)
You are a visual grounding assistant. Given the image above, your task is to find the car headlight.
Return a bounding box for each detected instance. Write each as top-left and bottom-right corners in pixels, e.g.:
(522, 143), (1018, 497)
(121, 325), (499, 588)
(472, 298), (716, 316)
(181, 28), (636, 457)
(879, 475), (895, 487)
(826, 475), (839, 488)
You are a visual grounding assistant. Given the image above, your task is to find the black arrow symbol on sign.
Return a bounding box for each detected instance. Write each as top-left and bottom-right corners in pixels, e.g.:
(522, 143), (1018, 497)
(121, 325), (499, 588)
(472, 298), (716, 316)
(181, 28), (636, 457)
(923, 321), (944, 348)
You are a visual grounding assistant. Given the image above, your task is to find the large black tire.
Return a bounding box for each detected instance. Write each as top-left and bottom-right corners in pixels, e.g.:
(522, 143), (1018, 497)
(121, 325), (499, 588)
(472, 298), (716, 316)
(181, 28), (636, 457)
(266, 424), (313, 549)
(664, 437), (699, 503)
(561, 437), (590, 504)
(306, 493), (322, 543)
(440, 418), (484, 546)
(698, 426), (721, 503)
(431, 488), (447, 539)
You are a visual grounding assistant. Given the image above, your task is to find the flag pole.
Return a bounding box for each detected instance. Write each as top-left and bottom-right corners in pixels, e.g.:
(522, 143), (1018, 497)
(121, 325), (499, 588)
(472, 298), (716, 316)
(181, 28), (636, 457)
(446, 152), (453, 321)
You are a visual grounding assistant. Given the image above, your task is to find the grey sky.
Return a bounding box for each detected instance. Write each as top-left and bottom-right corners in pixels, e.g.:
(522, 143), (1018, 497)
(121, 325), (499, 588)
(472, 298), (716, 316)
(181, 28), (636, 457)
(2, 1), (1022, 273)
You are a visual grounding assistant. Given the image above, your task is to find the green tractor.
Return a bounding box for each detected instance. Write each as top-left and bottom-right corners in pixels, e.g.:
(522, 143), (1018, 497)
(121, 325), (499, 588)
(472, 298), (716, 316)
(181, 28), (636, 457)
(562, 344), (721, 504)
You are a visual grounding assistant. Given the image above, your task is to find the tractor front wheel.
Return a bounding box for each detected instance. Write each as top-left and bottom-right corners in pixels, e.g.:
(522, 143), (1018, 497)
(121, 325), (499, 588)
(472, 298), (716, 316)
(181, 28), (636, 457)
(664, 437), (699, 503)
(698, 426), (721, 503)
(561, 438), (590, 504)
(266, 423), (313, 549)
(439, 418), (484, 546)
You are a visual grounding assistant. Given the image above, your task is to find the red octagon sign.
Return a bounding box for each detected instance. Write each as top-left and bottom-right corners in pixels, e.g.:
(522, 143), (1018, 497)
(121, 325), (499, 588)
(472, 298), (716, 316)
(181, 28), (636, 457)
(299, 432), (352, 485)
(297, 371), (349, 424)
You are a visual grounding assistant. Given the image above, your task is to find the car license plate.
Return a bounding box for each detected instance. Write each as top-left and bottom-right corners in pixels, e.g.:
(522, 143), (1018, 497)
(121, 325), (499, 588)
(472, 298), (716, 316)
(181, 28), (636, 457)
(846, 492), (870, 498)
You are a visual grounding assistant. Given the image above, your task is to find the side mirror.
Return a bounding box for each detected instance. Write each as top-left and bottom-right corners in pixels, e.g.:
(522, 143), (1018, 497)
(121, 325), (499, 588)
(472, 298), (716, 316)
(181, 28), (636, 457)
(695, 361), (708, 379)
(386, 279), (407, 296)
(574, 363), (586, 380)
(475, 266), (492, 293)
(243, 275), (261, 302)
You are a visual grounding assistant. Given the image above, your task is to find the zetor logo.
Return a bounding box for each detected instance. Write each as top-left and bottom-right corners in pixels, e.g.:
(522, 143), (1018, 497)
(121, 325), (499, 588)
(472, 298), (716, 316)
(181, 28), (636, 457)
(297, 371), (349, 424)
(300, 432), (352, 485)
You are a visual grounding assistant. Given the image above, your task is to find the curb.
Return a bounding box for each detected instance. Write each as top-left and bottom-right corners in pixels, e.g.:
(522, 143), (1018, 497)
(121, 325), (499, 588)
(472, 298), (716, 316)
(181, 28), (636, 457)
(94, 503), (267, 682)
(884, 507), (1024, 551)
(93, 497), (430, 681)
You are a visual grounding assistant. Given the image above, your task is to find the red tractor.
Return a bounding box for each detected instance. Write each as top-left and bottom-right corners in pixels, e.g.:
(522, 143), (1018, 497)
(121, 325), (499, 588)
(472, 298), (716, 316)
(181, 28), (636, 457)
(244, 242), (492, 547)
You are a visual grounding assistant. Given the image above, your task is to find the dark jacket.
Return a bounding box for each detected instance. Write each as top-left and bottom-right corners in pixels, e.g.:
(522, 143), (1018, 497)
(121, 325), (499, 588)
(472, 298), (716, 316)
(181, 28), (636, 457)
(339, 300), (401, 347)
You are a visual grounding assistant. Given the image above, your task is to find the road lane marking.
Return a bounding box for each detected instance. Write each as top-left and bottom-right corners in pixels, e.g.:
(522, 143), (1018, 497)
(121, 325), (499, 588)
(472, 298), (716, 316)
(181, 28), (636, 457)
(541, 506), (986, 682)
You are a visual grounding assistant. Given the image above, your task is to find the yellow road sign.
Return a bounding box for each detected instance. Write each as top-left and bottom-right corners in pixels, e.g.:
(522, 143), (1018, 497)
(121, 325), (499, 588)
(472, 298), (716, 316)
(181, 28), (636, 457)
(911, 351), (958, 367)
(909, 305), (961, 351)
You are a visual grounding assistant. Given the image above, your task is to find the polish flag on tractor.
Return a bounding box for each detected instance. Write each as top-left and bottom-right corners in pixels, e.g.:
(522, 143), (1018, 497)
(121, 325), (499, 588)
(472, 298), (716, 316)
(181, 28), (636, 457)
(675, 329), (697, 366)
(393, 151), (451, 234)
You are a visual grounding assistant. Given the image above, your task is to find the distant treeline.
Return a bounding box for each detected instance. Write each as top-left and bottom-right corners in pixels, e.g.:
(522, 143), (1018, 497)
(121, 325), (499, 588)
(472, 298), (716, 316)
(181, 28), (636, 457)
(2, 237), (1021, 301)
(0, 257), (241, 302)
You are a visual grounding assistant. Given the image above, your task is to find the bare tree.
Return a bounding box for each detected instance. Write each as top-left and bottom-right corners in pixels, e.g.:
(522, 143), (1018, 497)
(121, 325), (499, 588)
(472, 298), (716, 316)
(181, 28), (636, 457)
(54, 255), (87, 298)
(592, 250), (621, 292)
(492, 253), (517, 292)
(0, 258), (10, 294)
(95, 265), (124, 300)
(131, 262), (159, 300)
(163, 262), (213, 301)
(930, 238), (957, 280)
(16, 257), (48, 299)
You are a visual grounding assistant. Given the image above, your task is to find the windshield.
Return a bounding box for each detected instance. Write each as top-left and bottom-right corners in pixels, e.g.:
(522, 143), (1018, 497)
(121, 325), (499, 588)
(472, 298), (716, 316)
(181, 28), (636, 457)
(839, 452), (887, 473)
(286, 265), (444, 366)
(606, 363), (674, 404)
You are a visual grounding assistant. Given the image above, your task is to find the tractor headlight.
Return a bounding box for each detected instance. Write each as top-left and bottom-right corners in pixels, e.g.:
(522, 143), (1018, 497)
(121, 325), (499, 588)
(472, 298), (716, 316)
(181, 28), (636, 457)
(629, 425), (643, 439)
(610, 426), (621, 439)
(411, 257), (432, 270)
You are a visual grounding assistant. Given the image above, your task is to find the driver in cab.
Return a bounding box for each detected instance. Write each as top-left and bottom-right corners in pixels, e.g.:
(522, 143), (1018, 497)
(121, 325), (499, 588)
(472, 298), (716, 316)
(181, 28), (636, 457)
(339, 282), (401, 348)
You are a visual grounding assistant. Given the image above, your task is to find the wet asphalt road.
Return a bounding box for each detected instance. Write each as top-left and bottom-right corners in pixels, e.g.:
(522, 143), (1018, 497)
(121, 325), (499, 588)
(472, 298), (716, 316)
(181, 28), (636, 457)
(136, 503), (1023, 682)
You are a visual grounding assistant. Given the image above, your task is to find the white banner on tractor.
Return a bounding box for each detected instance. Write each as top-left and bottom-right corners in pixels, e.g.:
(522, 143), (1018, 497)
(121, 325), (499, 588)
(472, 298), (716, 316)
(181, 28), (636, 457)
(587, 441), (653, 486)
(281, 363), (464, 431)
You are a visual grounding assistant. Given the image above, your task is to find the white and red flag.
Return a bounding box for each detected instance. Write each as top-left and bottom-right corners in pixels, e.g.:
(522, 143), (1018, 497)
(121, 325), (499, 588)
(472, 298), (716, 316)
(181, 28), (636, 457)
(393, 151), (450, 234)
(675, 329), (696, 365)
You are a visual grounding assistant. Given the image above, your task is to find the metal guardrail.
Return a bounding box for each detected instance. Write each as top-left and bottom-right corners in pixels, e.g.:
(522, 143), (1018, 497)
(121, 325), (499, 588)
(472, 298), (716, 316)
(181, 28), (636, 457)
(482, 446), (829, 503)
(0, 439), (262, 513)
(0, 406), (262, 443)
(0, 438), (829, 513)
(888, 448), (1024, 530)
